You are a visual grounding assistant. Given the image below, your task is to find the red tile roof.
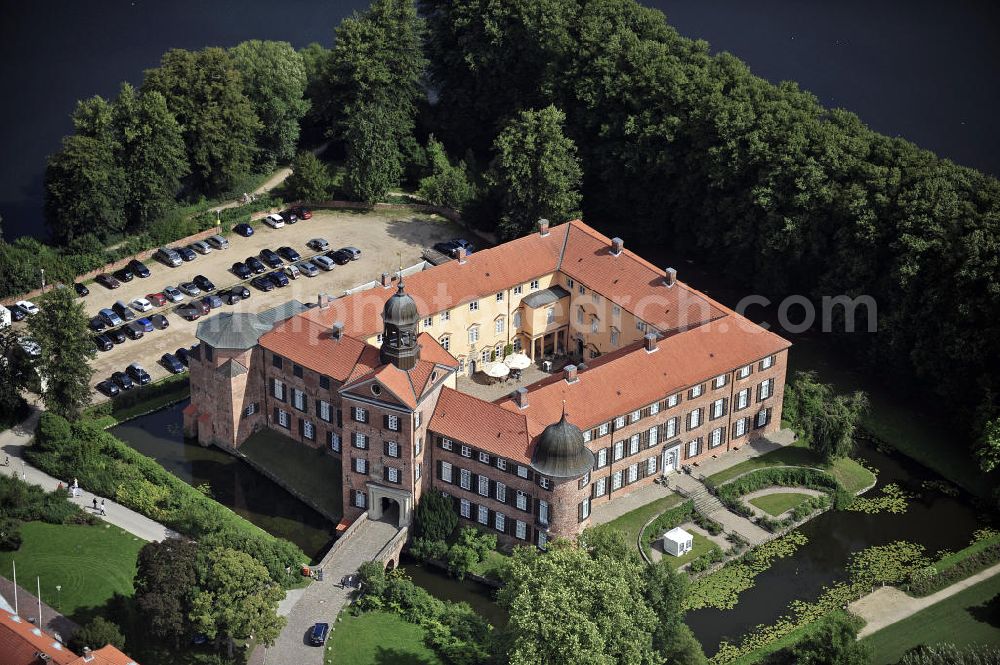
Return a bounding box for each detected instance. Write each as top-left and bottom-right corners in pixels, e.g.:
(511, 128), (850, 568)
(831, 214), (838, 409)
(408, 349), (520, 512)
(69, 645), (140, 665)
(429, 388), (535, 463)
(0, 612), (84, 665)
(259, 317), (374, 383)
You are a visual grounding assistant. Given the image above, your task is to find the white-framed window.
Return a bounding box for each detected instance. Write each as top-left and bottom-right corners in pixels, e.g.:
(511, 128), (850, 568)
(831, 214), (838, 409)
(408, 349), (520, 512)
(739, 364), (752, 379)
(460, 498), (471, 518)
(516, 491), (528, 511)
(303, 421), (315, 440)
(354, 490), (366, 508)
(478, 505), (489, 525)
(757, 409), (770, 428)
(687, 439), (700, 458)
(577, 307), (585, 325)
(354, 432), (368, 449)
(513, 285), (522, 295)
(650, 401), (660, 416)
(415, 463), (422, 480)
(354, 457), (368, 474)
(627, 463), (638, 483)
(468, 326), (479, 344)
(690, 384), (703, 398)
(597, 448), (608, 467)
(734, 417), (748, 437)
(277, 409), (290, 428)
(666, 417), (678, 439)
(244, 403), (258, 417)
(458, 358), (465, 374)
(319, 400), (331, 422)
(530, 279), (539, 290)
(713, 374), (727, 389)
(579, 471), (590, 488)
(546, 307), (556, 324)
(441, 461), (453, 483)
(613, 440), (624, 461)
(594, 477), (607, 497)
(387, 466), (400, 483)
(387, 440), (399, 457)
(591, 318), (598, 333)
(440, 335), (450, 351)
(292, 389), (304, 410)
(761, 355), (775, 370)
(611, 328), (619, 346)
(442, 310), (451, 321)
(710, 427), (724, 448)
(598, 422), (609, 436)
(611, 470), (623, 490)
(614, 416), (626, 428)
(496, 292), (504, 302)
(517, 465), (529, 479)
(495, 512), (506, 532)
(539, 476), (551, 490)
(496, 482), (507, 503)
(629, 434), (640, 455)
(329, 432), (341, 452)
(460, 469), (471, 490)
(442, 438), (453, 451)
(376, 333), (384, 343)
(538, 532), (548, 548)
(612, 304), (621, 317)
(423, 316), (433, 327)
(539, 500), (549, 525)
(578, 284), (586, 295)
(688, 409), (702, 429)
(469, 300), (479, 311)
(495, 343), (503, 360)
(353, 407), (367, 423)
(580, 497), (591, 520)
(592, 291), (601, 304)
(636, 320), (646, 332)
(387, 414), (399, 431)
(629, 410), (640, 423)
(515, 520), (527, 540)
(481, 349), (490, 364)
(496, 458), (507, 471)
(461, 445), (471, 458)
(479, 451), (490, 464)
(512, 310), (522, 328)
(583, 430), (592, 443)
(711, 398), (726, 419)
(646, 456), (657, 475)
(667, 393), (679, 408)
(415, 437), (422, 455)
(648, 426), (659, 446)
(495, 318), (505, 334)
(478, 475), (489, 496)
(737, 388), (750, 410)
(567, 277), (575, 289)
(273, 379), (285, 400)
(415, 411), (422, 428)
(759, 378), (774, 400)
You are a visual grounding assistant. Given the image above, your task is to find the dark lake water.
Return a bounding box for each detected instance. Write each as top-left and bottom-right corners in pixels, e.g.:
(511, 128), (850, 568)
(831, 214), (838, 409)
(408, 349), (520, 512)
(111, 399), (336, 560)
(1, 0), (998, 241)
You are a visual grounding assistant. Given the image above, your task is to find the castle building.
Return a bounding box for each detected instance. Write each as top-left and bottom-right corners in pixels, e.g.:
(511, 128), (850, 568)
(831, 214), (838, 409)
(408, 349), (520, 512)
(184, 219), (790, 545)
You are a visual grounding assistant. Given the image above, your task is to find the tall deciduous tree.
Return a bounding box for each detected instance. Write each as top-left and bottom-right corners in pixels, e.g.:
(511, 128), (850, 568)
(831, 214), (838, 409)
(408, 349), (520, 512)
(786, 371), (869, 462)
(418, 136), (473, 210)
(229, 40), (310, 165)
(975, 417), (1000, 474)
(343, 101), (404, 203)
(299, 42), (334, 145)
(790, 613), (872, 665)
(284, 151), (332, 202)
(488, 105), (582, 240)
(26, 287), (95, 420)
(134, 538), (199, 647)
(0, 327), (33, 422)
(142, 47), (261, 195)
(68, 617), (125, 654)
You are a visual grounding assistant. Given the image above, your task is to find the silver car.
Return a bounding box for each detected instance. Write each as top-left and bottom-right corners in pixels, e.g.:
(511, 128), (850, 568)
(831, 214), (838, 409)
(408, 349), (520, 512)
(179, 282), (201, 297)
(296, 261), (319, 277)
(206, 234), (229, 250)
(190, 240), (212, 255)
(312, 255), (335, 271)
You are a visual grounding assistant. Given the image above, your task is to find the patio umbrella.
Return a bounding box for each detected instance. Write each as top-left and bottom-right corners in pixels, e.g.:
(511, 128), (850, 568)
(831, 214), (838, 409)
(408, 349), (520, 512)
(503, 353), (531, 370)
(484, 362), (511, 378)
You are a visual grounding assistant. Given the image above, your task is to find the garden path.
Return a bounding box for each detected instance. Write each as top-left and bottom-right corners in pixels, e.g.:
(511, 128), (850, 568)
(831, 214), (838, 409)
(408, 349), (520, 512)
(672, 472), (771, 546)
(850, 561), (1000, 638)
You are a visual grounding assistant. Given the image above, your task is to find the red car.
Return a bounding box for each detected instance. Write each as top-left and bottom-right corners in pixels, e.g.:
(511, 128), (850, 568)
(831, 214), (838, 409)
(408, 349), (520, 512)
(147, 292), (167, 307)
(293, 206), (312, 220)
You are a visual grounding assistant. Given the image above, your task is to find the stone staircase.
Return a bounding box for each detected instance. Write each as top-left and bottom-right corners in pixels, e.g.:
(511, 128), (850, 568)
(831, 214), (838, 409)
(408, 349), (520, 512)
(672, 473), (725, 514)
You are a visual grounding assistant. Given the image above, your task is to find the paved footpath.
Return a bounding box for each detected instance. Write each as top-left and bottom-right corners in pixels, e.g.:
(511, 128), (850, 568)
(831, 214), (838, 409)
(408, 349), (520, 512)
(850, 561), (1000, 638)
(0, 405), (173, 543)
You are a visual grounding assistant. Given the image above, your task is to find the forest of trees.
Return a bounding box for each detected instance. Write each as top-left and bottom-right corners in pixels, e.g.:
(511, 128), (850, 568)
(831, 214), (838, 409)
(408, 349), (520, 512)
(15, 0), (1000, 453)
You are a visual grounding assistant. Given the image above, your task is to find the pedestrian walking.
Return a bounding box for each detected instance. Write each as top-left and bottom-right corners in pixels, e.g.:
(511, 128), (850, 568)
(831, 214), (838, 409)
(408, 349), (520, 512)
(100, 499), (106, 516)
(92, 497), (98, 511)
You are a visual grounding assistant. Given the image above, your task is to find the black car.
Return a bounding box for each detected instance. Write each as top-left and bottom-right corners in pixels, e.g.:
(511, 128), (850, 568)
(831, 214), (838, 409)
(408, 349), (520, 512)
(309, 622), (329, 646)
(234, 223), (254, 237)
(111, 371), (133, 390)
(93, 334), (113, 352)
(277, 246), (301, 262)
(74, 282), (90, 297)
(128, 259), (151, 278)
(161, 353), (185, 374)
(327, 249), (353, 265)
(250, 276), (274, 292)
(95, 274), (121, 289)
(108, 327), (127, 344)
(6, 304), (27, 322)
(124, 322), (145, 340)
(114, 267), (135, 283)
(150, 313), (169, 330)
(220, 289), (242, 305)
(259, 248), (283, 268)
(177, 305), (202, 321)
(268, 270), (289, 288)
(201, 294), (223, 310)
(230, 285), (250, 300)
(280, 210), (298, 224)
(231, 262), (252, 279)
(176, 246), (197, 262)
(112, 301), (136, 322)
(175, 347), (191, 366)
(245, 256), (267, 274)
(433, 241), (459, 257)
(88, 316), (106, 333)
(127, 363), (152, 385)
(96, 380), (120, 397)
(193, 274), (216, 292)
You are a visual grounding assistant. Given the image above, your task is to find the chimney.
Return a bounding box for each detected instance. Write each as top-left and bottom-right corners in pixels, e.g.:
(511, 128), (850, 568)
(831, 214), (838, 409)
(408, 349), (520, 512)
(514, 387), (529, 409)
(332, 321), (344, 340)
(456, 247), (468, 264)
(380, 272), (391, 288)
(82, 647), (94, 662)
(564, 364), (578, 383)
(664, 267), (677, 287)
(538, 219), (550, 237)
(610, 237), (624, 256)
(318, 293), (331, 309)
(644, 333), (658, 353)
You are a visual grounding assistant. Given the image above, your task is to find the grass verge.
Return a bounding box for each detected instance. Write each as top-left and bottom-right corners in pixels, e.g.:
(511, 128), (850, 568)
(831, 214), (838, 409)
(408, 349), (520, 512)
(748, 492), (812, 517)
(467, 549), (508, 580)
(87, 374), (190, 427)
(591, 493), (684, 547)
(325, 610), (442, 665)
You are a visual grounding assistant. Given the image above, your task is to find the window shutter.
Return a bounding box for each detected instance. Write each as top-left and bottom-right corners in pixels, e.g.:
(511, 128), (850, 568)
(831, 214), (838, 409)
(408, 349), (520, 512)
(273, 407), (279, 423)
(298, 418), (304, 435)
(383, 414), (389, 429)
(383, 441), (389, 456)
(315, 399), (321, 416)
(383, 466), (390, 481)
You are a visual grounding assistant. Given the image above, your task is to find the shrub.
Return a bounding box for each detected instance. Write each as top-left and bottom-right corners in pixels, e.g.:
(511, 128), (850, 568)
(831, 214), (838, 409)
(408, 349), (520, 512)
(69, 616), (125, 654)
(0, 518), (23, 551)
(447, 545), (480, 580)
(410, 537), (449, 562)
(909, 541), (1000, 596)
(693, 512), (723, 535)
(641, 500), (696, 556)
(414, 488), (458, 542)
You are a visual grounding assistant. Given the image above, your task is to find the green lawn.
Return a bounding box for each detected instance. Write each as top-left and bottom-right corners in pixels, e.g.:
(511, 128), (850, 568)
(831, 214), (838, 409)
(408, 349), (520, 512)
(0, 522), (144, 620)
(662, 531), (716, 570)
(241, 428), (343, 521)
(707, 439), (875, 494)
(863, 572), (1000, 664)
(749, 492), (812, 517)
(591, 493), (684, 547)
(325, 611), (442, 665)
(467, 549), (509, 580)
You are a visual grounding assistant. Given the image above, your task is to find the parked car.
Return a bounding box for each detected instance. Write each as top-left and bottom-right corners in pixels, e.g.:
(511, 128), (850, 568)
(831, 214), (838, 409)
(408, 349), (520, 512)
(268, 270), (289, 288)
(233, 223), (254, 237)
(306, 238), (329, 252)
(112, 301), (135, 322)
(131, 297), (153, 313)
(176, 246), (197, 262)
(193, 274), (216, 292)
(220, 289), (242, 305)
(96, 273), (121, 289)
(259, 248), (283, 268)
(250, 276), (275, 291)
(89, 316), (106, 333)
(284, 264), (301, 280)
(93, 334), (113, 352)
(309, 623), (329, 646)
(15, 300), (38, 315)
(231, 262), (252, 280)
(179, 282), (201, 297)
(176, 305), (202, 321)
(277, 246), (301, 262)
(96, 380), (120, 397)
(111, 371), (133, 390)
(293, 206), (312, 220)
(326, 249), (352, 265)
(127, 362), (152, 385)
(99, 308), (123, 327)
(245, 256), (267, 274)
(280, 209), (298, 224)
(163, 285), (184, 303)
(124, 322), (145, 340)
(433, 240), (460, 257)
(154, 247), (182, 267)
(263, 213), (285, 229)
(161, 353), (185, 374)
(341, 246), (362, 260)
(192, 299), (210, 315)
(190, 240), (212, 255)
(201, 294), (223, 310)
(107, 327), (127, 344)
(128, 258), (151, 278)
(136, 317), (154, 333)
(6, 305), (26, 322)
(297, 261), (319, 277)
(147, 292), (167, 307)
(18, 338), (41, 358)
(113, 267), (134, 283)
(175, 347), (191, 366)
(74, 282), (90, 297)
(206, 234), (229, 250)
(230, 285), (250, 300)
(150, 313), (169, 330)
(452, 238), (475, 253)
(312, 255), (335, 271)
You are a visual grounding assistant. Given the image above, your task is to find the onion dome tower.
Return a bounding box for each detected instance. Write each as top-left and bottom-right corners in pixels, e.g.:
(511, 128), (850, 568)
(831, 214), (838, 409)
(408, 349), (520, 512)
(380, 275), (420, 370)
(530, 407), (595, 479)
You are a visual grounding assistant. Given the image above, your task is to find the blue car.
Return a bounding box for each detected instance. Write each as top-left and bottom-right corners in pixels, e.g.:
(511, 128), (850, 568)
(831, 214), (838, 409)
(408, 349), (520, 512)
(137, 317), (154, 333)
(234, 223), (254, 237)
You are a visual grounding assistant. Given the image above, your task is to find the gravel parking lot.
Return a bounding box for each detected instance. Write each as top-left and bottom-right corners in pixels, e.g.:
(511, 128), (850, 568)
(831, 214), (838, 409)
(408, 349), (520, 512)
(78, 208), (464, 399)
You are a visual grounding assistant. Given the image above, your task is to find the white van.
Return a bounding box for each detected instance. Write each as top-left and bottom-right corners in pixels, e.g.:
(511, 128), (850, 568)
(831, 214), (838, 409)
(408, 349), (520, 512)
(263, 214), (285, 229)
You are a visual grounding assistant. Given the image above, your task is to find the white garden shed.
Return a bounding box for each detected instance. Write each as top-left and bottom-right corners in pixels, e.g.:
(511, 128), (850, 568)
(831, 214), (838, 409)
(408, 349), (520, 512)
(662, 527), (694, 557)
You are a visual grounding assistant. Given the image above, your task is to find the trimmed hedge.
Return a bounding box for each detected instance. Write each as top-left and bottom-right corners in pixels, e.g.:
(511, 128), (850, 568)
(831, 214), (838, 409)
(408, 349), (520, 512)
(28, 413), (306, 585)
(909, 540), (1000, 597)
(716, 467), (846, 523)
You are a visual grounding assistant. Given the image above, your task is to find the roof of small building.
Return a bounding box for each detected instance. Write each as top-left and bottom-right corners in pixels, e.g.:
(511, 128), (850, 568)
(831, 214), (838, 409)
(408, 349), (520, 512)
(664, 527), (692, 542)
(521, 285), (571, 309)
(196, 301), (307, 350)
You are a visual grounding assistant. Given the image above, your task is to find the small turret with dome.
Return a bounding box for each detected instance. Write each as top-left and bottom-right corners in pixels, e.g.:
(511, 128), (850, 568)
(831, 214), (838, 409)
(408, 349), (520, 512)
(530, 404), (595, 479)
(380, 274), (421, 370)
